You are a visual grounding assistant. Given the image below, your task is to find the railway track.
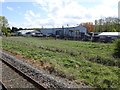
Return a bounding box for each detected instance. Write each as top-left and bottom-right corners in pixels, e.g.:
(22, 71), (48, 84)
(0, 59), (46, 89)
(0, 81), (7, 90)
(0, 51), (89, 89)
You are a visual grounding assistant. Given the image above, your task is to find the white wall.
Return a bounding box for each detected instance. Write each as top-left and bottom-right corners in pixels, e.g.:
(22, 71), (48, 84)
(17, 30), (35, 35)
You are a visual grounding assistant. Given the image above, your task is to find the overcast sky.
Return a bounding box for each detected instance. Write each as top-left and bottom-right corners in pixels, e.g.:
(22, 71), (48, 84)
(0, 0), (120, 28)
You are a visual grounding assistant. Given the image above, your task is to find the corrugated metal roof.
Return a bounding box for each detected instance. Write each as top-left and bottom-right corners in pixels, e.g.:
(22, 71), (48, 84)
(99, 32), (120, 36)
(17, 30), (35, 34)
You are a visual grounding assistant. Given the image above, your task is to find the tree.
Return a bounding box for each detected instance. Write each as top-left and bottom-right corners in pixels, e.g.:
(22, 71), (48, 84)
(94, 17), (120, 32)
(11, 27), (18, 33)
(2, 26), (10, 36)
(0, 16), (10, 36)
(0, 16), (9, 28)
(99, 19), (102, 32)
(95, 20), (99, 32)
(81, 22), (94, 32)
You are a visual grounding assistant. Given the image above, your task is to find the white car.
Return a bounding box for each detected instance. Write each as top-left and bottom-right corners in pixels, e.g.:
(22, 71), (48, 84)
(34, 33), (43, 37)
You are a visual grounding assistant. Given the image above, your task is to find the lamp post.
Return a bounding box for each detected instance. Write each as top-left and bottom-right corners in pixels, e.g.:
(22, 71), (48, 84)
(62, 25), (64, 38)
(67, 24), (69, 39)
(52, 25), (54, 36)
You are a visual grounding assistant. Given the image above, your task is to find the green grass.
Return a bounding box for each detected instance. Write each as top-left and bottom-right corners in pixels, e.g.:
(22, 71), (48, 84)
(2, 37), (120, 88)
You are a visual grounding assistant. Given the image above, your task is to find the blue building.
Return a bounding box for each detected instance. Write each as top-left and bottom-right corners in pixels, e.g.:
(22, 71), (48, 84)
(40, 25), (87, 39)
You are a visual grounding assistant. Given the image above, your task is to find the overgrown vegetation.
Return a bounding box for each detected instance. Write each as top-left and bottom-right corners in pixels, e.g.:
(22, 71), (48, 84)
(2, 37), (120, 88)
(114, 39), (120, 58)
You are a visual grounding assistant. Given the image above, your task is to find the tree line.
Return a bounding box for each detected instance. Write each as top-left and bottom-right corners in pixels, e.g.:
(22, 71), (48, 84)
(0, 16), (41, 36)
(94, 17), (120, 32)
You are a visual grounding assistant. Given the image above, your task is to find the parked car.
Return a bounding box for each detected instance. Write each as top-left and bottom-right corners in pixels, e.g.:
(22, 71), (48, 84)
(43, 33), (53, 37)
(99, 36), (112, 43)
(33, 32), (43, 37)
(25, 32), (32, 36)
(92, 36), (100, 42)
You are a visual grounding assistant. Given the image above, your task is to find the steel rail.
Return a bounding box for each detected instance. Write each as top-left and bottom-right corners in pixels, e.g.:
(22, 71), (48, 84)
(0, 81), (7, 90)
(1, 58), (47, 90)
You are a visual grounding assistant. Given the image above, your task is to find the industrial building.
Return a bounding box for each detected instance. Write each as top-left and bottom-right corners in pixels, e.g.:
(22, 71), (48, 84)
(40, 25), (87, 39)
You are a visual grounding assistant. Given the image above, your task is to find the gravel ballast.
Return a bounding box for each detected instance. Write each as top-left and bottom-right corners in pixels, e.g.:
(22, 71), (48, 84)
(1, 60), (37, 88)
(0, 51), (89, 88)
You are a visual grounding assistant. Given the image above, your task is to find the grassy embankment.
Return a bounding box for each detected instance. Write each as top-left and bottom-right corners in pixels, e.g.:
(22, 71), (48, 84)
(2, 37), (120, 88)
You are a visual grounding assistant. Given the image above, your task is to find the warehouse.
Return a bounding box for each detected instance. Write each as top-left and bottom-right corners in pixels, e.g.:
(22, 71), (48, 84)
(98, 32), (120, 42)
(40, 25), (87, 39)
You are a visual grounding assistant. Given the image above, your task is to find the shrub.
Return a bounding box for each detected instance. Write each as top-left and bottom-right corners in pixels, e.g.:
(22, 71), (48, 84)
(114, 39), (120, 58)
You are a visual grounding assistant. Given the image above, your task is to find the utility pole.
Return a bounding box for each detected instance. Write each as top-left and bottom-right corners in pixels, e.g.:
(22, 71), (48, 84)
(118, 1), (120, 19)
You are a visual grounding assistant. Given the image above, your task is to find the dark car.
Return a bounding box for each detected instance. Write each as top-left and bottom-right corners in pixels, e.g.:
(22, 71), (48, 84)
(99, 36), (112, 43)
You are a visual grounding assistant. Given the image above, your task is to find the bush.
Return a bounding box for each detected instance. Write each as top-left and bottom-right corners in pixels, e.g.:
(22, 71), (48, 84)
(114, 39), (120, 58)
(2, 26), (11, 36)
